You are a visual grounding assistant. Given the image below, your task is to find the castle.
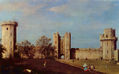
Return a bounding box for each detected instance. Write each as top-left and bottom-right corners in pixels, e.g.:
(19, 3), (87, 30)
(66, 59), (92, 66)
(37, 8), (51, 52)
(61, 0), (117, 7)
(0, 21), (119, 61)
(53, 28), (119, 61)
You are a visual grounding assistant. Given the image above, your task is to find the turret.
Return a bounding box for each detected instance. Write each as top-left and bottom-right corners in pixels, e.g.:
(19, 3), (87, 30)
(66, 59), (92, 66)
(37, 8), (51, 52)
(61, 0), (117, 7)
(100, 28), (117, 60)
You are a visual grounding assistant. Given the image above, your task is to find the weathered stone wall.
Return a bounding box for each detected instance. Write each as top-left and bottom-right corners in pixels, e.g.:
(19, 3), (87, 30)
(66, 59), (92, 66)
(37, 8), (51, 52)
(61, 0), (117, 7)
(53, 32), (60, 58)
(64, 32), (71, 60)
(53, 32), (71, 59)
(100, 28), (117, 60)
(114, 50), (119, 61)
(71, 48), (103, 60)
(1, 21), (18, 58)
(53, 28), (119, 61)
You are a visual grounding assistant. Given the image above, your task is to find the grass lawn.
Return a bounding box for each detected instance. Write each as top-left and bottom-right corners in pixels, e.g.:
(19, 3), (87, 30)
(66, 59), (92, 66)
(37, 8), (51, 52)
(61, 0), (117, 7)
(0, 59), (101, 74)
(58, 59), (119, 74)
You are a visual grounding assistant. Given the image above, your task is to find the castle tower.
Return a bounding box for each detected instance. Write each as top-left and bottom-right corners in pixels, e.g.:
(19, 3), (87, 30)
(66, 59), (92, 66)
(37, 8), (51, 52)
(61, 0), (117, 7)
(53, 32), (60, 58)
(1, 21), (18, 58)
(60, 37), (65, 57)
(100, 28), (117, 60)
(64, 32), (71, 59)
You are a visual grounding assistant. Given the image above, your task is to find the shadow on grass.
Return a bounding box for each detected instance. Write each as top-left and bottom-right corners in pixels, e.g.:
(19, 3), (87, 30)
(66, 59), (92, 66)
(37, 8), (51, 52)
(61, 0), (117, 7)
(0, 59), (103, 74)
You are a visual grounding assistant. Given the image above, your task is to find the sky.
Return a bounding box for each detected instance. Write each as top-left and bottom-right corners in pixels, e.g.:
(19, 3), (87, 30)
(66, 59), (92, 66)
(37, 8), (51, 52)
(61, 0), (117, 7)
(0, 0), (119, 48)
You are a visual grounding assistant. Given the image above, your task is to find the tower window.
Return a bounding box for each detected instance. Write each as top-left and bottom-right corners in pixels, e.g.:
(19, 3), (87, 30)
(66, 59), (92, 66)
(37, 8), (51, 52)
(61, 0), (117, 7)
(106, 35), (108, 38)
(6, 28), (8, 30)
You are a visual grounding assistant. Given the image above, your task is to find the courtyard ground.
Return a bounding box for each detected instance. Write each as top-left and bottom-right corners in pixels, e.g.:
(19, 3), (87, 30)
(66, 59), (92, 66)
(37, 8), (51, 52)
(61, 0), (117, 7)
(0, 59), (102, 74)
(58, 59), (119, 74)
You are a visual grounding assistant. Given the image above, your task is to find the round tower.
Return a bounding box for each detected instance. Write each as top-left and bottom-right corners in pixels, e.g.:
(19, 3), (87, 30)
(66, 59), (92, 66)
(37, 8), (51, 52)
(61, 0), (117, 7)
(1, 21), (18, 58)
(100, 28), (117, 60)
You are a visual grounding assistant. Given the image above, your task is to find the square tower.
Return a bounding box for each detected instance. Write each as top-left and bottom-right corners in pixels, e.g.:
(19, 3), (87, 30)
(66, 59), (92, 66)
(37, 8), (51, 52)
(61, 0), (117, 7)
(1, 21), (18, 58)
(53, 32), (60, 58)
(100, 28), (117, 60)
(64, 32), (71, 60)
(53, 32), (71, 59)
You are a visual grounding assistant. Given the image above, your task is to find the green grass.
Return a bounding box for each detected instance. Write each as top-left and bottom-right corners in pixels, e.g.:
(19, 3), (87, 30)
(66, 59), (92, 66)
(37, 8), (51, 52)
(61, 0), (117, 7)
(58, 59), (119, 74)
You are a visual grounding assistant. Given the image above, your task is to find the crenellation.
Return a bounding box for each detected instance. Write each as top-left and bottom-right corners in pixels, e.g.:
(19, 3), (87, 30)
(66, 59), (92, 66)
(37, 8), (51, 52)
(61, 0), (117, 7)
(1, 21), (18, 26)
(104, 28), (115, 37)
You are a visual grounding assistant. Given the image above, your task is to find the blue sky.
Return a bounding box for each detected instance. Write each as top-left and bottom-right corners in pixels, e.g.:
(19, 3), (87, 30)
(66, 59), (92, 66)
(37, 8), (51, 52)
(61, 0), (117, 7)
(0, 0), (119, 48)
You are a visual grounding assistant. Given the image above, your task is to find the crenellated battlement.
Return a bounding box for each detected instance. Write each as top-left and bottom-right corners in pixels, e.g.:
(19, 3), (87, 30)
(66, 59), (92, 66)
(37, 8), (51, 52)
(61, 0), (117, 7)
(100, 35), (117, 41)
(1, 21), (18, 26)
(100, 28), (117, 41)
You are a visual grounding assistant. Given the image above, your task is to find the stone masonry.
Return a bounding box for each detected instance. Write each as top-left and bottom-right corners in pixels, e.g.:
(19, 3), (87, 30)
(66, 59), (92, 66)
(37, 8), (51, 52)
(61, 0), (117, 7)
(1, 21), (18, 58)
(100, 28), (117, 60)
(0, 21), (118, 61)
(53, 32), (60, 58)
(53, 28), (119, 61)
(53, 32), (71, 59)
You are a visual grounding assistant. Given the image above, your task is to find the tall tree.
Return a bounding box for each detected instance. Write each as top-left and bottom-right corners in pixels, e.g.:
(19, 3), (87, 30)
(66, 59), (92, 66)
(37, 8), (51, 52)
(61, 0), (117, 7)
(17, 40), (35, 59)
(35, 35), (54, 59)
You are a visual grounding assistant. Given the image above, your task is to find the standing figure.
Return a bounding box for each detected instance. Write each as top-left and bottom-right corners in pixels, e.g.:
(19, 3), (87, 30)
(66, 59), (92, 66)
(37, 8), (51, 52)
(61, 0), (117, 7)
(83, 63), (88, 71)
(43, 60), (47, 68)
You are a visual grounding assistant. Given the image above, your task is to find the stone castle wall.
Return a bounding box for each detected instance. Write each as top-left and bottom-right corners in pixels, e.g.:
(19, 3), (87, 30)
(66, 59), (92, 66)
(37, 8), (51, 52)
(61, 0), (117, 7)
(114, 50), (119, 61)
(71, 48), (103, 60)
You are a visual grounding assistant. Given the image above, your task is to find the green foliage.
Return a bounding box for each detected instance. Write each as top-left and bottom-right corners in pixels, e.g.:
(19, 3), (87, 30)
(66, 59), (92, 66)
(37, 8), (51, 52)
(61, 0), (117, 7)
(17, 40), (35, 59)
(0, 39), (5, 59)
(16, 36), (55, 59)
(35, 35), (54, 59)
(0, 44), (5, 59)
(36, 35), (51, 47)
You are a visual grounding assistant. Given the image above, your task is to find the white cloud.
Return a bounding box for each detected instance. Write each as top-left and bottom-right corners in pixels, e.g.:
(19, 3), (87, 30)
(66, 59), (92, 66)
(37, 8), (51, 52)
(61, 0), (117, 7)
(0, 1), (45, 16)
(49, 0), (112, 17)
(49, 5), (67, 13)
